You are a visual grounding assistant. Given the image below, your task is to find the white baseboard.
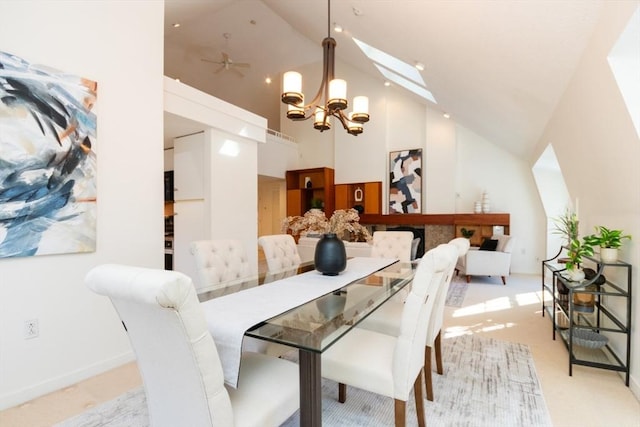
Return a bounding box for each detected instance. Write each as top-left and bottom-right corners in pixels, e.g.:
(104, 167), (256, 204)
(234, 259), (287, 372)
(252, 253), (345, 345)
(0, 351), (135, 411)
(629, 372), (640, 403)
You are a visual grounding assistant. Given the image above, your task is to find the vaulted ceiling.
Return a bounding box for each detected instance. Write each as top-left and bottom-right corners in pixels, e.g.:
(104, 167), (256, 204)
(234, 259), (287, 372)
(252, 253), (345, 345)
(164, 0), (604, 159)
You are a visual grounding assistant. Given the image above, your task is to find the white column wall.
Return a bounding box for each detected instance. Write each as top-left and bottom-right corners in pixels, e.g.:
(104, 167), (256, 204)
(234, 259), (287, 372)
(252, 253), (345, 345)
(0, 0), (164, 408)
(208, 129), (259, 274)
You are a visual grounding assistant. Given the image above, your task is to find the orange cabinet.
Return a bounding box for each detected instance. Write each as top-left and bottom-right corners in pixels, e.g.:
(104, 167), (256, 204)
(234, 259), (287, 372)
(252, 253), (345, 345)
(285, 167), (335, 217)
(335, 182), (382, 215)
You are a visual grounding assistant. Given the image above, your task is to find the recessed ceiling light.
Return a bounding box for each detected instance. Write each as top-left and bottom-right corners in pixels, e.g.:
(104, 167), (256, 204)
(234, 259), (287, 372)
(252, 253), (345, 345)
(175, 78), (181, 82)
(443, 113), (450, 119)
(415, 62), (425, 71)
(172, 23), (180, 28)
(384, 81), (391, 87)
(265, 77), (272, 84)
(333, 23), (343, 33)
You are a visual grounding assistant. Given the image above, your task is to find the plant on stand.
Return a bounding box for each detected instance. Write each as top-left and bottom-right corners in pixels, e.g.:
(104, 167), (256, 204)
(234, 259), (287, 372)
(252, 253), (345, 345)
(565, 237), (594, 281)
(552, 208), (579, 246)
(552, 209), (592, 281)
(584, 226), (631, 263)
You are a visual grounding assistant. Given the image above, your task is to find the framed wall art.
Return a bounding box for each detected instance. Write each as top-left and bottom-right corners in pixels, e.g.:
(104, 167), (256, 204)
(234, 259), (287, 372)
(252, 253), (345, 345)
(0, 50), (98, 258)
(389, 149), (422, 214)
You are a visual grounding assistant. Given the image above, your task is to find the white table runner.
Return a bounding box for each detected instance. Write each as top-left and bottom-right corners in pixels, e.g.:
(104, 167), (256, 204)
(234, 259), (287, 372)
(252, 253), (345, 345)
(201, 257), (396, 387)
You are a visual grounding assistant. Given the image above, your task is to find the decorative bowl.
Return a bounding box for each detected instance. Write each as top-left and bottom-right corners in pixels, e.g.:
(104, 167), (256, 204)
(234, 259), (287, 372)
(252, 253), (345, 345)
(571, 329), (608, 349)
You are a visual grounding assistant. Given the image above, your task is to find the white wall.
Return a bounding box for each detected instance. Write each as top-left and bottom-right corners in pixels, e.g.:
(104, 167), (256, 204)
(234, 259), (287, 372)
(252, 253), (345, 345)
(279, 57), (544, 274)
(531, 1), (639, 398)
(208, 129), (259, 273)
(258, 133), (299, 179)
(455, 126), (545, 274)
(165, 79), (267, 287)
(0, 0), (164, 408)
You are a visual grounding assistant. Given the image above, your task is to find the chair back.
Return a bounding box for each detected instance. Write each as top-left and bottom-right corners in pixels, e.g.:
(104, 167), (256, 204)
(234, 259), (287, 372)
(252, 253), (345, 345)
(258, 234), (301, 272)
(448, 237), (470, 259)
(191, 239), (251, 291)
(425, 243), (460, 346)
(85, 264), (234, 427)
(371, 231), (414, 262)
(392, 245), (450, 398)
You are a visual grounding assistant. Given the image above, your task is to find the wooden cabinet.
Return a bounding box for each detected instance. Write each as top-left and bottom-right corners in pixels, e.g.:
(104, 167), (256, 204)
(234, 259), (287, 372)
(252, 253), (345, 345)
(453, 213), (510, 246)
(335, 182), (382, 214)
(286, 167), (335, 216)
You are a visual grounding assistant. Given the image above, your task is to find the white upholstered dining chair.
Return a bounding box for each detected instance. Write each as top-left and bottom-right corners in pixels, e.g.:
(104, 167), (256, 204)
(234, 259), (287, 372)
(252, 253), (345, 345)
(321, 245), (451, 427)
(85, 264), (299, 427)
(370, 230), (415, 261)
(190, 239), (252, 292)
(358, 242), (460, 402)
(257, 234), (302, 272)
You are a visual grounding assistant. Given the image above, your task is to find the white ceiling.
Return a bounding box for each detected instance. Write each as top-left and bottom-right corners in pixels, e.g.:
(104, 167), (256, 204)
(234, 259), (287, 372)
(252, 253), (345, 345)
(164, 0), (604, 159)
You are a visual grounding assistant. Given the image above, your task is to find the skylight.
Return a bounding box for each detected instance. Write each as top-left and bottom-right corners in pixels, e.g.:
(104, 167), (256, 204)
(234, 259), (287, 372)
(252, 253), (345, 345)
(607, 6), (640, 139)
(374, 64), (437, 104)
(352, 37), (436, 104)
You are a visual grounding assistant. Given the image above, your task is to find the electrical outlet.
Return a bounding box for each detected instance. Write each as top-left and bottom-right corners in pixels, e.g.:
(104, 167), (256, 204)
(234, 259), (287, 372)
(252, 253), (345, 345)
(24, 319), (39, 339)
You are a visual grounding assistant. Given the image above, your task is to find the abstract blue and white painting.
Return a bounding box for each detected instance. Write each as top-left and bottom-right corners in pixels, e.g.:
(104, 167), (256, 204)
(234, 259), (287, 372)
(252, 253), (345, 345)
(0, 50), (97, 258)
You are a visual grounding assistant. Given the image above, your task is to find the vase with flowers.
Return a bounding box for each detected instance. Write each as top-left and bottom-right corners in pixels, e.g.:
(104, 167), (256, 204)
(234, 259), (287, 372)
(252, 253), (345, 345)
(282, 208), (372, 275)
(281, 208), (372, 242)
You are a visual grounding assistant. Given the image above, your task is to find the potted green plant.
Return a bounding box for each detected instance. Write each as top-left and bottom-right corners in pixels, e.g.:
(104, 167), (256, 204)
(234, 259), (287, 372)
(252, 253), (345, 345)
(552, 209), (579, 245)
(565, 237), (594, 281)
(584, 226), (631, 263)
(460, 227), (475, 239)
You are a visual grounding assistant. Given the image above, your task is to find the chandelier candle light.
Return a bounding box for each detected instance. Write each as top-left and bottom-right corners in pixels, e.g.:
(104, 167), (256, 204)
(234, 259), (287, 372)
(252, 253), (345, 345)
(281, 0), (369, 135)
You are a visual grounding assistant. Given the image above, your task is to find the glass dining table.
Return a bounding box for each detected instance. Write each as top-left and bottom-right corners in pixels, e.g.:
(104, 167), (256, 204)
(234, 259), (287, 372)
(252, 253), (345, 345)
(198, 258), (417, 427)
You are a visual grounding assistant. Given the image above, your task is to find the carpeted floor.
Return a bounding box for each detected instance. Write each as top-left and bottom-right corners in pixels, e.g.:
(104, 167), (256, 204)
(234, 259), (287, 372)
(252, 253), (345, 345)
(56, 334), (551, 427)
(444, 275), (469, 307)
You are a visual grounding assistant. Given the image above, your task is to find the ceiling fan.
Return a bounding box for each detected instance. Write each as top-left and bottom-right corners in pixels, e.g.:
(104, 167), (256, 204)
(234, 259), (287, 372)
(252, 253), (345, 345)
(201, 52), (250, 77)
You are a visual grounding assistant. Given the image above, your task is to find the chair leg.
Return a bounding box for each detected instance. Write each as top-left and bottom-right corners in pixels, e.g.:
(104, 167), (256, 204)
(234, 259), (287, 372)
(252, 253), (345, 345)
(501, 276), (506, 285)
(394, 399), (406, 427)
(466, 275), (471, 283)
(414, 370), (426, 427)
(338, 382), (346, 403)
(435, 330), (443, 375)
(425, 346), (434, 401)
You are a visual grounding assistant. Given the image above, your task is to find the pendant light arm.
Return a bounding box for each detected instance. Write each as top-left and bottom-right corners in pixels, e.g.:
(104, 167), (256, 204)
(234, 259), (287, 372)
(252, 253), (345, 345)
(280, 0), (368, 135)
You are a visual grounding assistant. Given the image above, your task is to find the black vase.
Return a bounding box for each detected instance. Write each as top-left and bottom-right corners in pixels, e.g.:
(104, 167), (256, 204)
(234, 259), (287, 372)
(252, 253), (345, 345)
(314, 233), (347, 276)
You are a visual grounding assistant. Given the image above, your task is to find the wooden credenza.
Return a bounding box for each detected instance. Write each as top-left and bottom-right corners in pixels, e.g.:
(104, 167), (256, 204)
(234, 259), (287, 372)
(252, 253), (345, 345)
(359, 213), (510, 248)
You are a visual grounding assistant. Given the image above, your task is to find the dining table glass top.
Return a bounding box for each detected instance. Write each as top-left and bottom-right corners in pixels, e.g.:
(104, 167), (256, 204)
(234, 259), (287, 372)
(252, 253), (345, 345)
(199, 259), (417, 353)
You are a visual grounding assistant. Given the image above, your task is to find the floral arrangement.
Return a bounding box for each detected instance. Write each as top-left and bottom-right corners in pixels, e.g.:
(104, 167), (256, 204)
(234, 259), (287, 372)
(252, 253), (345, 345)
(281, 208), (372, 242)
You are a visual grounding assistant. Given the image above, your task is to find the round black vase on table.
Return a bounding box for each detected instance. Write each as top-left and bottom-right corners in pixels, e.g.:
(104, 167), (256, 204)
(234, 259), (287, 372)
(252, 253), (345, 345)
(314, 233), (347, 276)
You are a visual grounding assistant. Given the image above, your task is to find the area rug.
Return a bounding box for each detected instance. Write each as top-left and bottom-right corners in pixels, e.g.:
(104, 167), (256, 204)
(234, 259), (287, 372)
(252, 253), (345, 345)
(445, 275), (469, 307)
(56, 335), (551, 427)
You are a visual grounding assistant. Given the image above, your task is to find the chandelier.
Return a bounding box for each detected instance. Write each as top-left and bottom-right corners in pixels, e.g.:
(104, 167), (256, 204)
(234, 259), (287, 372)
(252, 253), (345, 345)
(281, 0), (369, 136)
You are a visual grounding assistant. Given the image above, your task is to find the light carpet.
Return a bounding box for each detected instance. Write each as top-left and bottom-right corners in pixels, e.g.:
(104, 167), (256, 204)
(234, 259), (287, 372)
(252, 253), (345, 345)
(445, 275), (469, 307)
(56, 334), (551, 427)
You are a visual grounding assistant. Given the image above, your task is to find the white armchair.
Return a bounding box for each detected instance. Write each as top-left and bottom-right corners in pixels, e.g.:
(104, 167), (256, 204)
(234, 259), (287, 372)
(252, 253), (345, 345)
(456, 235), (516, 285)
